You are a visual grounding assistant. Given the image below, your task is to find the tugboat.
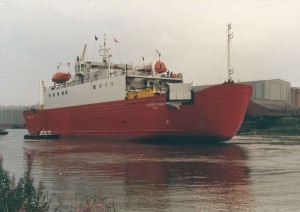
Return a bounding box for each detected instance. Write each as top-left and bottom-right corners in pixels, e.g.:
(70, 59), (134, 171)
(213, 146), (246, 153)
(0, 129), (9, 135)
(24, 130), (61, 140)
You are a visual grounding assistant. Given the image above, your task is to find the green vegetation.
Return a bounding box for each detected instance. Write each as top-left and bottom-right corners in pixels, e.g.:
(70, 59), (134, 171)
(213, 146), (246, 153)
(0, 151), (49, 211)
(0, 152), (117, 212)
(239, 116), (300, 135)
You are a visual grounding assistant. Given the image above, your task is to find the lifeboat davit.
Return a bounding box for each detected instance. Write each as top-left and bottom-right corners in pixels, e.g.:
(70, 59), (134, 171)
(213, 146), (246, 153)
(154, 61), (167, 73)
(52, 72), (71, 84)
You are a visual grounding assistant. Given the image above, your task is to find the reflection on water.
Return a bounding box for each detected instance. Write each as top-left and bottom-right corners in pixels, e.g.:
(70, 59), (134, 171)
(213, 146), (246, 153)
(1, 130), (253, 211)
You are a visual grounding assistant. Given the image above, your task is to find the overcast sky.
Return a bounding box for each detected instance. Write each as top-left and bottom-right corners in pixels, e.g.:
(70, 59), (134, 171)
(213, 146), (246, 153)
(1, 0), (300, 105)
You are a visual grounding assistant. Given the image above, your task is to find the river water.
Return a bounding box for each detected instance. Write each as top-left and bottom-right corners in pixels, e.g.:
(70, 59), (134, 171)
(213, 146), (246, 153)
(1, 129), (300, 211)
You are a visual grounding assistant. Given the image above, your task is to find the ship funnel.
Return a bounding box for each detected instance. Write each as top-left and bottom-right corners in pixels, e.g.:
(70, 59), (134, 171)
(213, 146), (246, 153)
(39, 79), (45, 110)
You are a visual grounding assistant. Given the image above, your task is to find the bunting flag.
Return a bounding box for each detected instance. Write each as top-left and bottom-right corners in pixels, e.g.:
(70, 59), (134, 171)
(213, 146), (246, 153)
(114, 38), (119, 43)
(95, 35), (98, 41)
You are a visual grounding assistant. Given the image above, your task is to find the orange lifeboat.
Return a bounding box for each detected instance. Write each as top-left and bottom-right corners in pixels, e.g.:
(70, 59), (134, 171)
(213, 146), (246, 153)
(154, 61), (167, 73)
(52, 72), (71, 84)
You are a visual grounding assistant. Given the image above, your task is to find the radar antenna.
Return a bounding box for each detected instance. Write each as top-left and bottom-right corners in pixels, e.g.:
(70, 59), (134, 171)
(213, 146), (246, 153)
(99, 33), (111, 63)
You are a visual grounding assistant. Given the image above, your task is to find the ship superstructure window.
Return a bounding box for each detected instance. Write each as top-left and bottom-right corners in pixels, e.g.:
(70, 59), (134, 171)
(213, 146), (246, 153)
(57, 92), (59, 96)
(49, 94), (51, 97)
(99, 84), (102, 88)
(53, 93), (55, 97)
(93, 85), (96, 89)
(66, 91), (68, 95)
(150, 82), (154, 89)
(62, 91), (64, 95)
(111, 82), (113, 86)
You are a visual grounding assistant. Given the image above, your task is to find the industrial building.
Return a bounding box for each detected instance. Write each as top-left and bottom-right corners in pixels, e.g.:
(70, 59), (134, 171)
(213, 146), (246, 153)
(0, 106), (27, 128)
(290, 87), (300, 108)
(247, 99), (299, 117)
(242, 79), (299, 117)
(194, 79), (300, 117)
(242, 79), (291, 101)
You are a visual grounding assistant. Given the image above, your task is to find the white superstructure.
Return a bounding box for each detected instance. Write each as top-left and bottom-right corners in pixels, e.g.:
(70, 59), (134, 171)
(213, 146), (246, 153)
(42, 34), (184, 110)
(44, 75), (127, 109)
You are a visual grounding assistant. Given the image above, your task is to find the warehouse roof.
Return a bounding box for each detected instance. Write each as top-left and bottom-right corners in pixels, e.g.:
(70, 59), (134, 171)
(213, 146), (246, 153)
(251, 99), (298, 111)
(242, 79), (290, 84)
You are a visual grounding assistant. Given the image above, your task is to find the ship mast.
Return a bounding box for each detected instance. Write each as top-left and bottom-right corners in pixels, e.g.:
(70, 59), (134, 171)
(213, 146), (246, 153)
(39, 79), (45, 110)
(227, 23), (234, 82)
(81, 44), (87, 62)
(99, 33), (112, 77)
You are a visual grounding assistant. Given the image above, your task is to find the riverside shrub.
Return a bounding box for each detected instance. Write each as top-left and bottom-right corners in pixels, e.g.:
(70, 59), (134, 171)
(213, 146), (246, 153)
(0, 152), (117, 212)
(0, 152), (49, 211)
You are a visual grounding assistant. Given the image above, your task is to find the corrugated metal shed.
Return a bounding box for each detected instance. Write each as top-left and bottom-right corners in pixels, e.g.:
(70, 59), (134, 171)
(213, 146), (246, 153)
(251, 99), (298, 111)
(0, 105), (27, 127)
(290, 87), (300, 108)
(291, 88), (296, 105)
(248, 98), (299, 117)
(242, 79), (291, 101)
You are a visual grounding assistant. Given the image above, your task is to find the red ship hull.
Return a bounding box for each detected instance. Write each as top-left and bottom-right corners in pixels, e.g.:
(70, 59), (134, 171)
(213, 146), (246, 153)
(23, 83), (252, 142)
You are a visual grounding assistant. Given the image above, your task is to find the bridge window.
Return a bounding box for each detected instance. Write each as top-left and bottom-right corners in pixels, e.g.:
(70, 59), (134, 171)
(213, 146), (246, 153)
(150, 82), (154, 89)
(75, 65), (79, 72)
